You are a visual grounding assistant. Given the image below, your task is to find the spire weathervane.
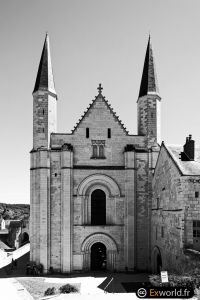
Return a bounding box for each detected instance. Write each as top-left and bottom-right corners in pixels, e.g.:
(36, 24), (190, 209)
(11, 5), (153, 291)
(97, 83), (103, 95)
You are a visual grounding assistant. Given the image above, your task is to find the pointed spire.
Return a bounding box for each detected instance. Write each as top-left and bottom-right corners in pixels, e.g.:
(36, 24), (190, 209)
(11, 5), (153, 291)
(33, 33), (56, 95)
(138, 35), (159, 98)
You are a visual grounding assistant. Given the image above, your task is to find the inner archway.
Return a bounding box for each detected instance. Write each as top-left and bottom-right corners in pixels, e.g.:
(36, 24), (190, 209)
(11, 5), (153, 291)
(91, 189), (106, 225)
(91, 242), (107, 270)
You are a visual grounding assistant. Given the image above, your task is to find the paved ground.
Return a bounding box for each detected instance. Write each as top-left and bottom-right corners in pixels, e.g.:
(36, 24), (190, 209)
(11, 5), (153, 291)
(0, 252), (198, 300)
(1, 250), (199, 300)
(0, 251), (150, 299)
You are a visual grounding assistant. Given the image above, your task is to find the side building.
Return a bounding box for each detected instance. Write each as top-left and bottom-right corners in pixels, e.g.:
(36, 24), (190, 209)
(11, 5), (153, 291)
(152, 136), (200, 272)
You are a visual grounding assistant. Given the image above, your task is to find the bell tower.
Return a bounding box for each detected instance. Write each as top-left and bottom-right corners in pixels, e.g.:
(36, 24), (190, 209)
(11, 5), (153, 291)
(32, 33), (57, 149)
(30, 33), (57, 272)
(137, 36), (161, 145)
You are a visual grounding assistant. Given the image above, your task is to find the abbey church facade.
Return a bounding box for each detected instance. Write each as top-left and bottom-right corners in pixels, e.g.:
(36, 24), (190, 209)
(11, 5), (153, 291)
(30, 34), (162, 273)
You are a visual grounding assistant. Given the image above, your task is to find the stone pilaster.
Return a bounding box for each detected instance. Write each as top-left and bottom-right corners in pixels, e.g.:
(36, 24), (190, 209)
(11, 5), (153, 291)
(124, 148), (135, 271)
(30, 151), (36, 262)
(61, 144), (73, 272)
(38, 149), (50, 272)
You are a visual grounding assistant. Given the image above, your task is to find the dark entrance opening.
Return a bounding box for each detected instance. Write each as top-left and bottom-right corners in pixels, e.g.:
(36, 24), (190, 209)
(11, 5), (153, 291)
(21, 232), (29, 245)
(156, 253), (162, 273)
(91, 242), (107, 270)
(91, 189), (106, 225)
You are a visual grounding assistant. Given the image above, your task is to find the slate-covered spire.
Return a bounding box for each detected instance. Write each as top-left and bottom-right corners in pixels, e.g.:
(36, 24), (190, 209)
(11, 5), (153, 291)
(138, 35), (159, 98)
(33, 33), (56, 95)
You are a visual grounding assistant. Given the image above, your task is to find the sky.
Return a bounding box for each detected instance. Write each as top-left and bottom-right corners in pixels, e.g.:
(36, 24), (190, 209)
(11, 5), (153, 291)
(1, 0), (200, 204)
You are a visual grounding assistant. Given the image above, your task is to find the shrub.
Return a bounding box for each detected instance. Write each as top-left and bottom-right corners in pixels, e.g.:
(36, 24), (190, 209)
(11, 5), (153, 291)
(59, 284), (78, 294)
(149, 274), (198, 289)
(44, 287), (56, 296)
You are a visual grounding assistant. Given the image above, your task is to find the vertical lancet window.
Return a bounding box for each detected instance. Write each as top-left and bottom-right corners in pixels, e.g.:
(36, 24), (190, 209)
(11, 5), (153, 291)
(108, 128), (111, 138)
(86, 128), (89, 138)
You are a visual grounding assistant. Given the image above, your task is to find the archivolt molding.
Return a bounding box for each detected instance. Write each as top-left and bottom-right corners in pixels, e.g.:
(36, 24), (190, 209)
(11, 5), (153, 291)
(81, 233), (118, 252)
(152, 246), (162, 257)
(77, 174), (121, 197)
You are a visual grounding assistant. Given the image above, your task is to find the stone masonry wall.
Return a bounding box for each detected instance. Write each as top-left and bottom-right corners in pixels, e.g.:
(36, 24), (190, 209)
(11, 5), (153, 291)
(33, 91), (56, 150)
(181, 177), (200, 251)
(50, 151), (61, 270)
(151, 145), (200, 271)
(135, 151), (152, 271)
(31, 91), (157, 272)
(137, 95), (161, 145)
(152, 146), (184, 270)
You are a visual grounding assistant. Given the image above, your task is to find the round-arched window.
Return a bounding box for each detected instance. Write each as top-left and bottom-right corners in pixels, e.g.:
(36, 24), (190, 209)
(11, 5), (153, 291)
(91, 189), (106, 225)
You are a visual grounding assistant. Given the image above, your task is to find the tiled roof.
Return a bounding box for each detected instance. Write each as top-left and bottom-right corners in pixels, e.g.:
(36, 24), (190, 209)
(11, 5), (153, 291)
(165, 145), (200, 176)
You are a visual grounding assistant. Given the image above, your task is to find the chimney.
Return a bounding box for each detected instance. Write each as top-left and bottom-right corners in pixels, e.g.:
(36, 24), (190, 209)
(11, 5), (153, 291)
(180, 134), (195, 161)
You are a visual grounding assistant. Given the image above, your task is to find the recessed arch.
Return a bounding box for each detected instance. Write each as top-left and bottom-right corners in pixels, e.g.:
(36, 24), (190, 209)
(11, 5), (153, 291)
(81, 232), (118, 252)
(81, 233), (118, 271)
(77, 174), (121, 197)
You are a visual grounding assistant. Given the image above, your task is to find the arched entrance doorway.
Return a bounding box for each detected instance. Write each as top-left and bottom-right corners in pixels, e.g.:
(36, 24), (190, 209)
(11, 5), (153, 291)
(81, 233), (118, 271)
(156, 253), (162, 273)
(152, 247), (162, 273)
(91, 189), (106, 225)
(91, 242), (107, 270)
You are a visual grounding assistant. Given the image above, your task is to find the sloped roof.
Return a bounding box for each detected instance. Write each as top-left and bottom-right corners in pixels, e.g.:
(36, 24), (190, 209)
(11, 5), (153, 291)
(138, 36), (159, 98)
(164, 144), (200, 176)
(72, 88), (128, 134)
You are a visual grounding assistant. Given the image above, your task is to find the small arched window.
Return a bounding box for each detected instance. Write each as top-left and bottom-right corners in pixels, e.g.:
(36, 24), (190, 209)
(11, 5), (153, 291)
(93, 145), (98, 157)
(99, 145), (104, 158)
(91, 140), (105, 159)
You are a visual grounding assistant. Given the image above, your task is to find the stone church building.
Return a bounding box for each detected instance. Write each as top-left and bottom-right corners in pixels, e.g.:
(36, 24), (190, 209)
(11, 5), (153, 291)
(30, 33), (162, 274)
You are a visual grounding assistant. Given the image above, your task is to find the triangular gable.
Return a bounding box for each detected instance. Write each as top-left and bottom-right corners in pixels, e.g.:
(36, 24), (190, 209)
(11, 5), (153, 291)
(71, 94), (128, 135)
(154, 142), (183, 176)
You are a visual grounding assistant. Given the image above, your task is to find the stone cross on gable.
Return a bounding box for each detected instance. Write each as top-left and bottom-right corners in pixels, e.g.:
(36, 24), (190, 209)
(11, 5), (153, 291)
(97, 83), (103, 95)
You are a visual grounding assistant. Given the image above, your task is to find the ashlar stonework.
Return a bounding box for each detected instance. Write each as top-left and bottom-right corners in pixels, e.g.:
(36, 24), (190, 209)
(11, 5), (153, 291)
(30, 34), (161, 273)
